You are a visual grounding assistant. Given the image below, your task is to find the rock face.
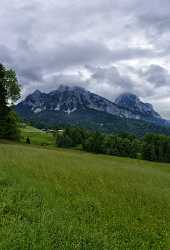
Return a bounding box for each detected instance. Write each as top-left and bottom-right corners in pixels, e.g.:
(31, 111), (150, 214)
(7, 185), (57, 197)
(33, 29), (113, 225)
(16, 85), (165, 126)
(115, 93), (161, 120)
(18, 85), (132, 117)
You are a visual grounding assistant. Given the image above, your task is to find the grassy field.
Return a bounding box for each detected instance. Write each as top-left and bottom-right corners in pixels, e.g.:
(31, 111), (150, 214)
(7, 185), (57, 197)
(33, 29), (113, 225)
(0, 143), (170, 249)
(20, 126), (55, 146)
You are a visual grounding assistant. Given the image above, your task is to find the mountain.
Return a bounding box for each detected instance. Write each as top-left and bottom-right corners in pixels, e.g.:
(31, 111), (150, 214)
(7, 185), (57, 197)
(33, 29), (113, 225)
(115, 93), (161, 121)
(16, 85), (170, 136)
(17, 85), (161, 120)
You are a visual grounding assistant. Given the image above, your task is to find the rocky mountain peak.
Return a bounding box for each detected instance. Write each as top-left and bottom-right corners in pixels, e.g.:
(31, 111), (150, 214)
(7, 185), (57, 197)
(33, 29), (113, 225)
(115, 93), (161, 118)
(115, 93), (140, 108)
(17, 85), (163, 124)
(31, 89), (42, 97)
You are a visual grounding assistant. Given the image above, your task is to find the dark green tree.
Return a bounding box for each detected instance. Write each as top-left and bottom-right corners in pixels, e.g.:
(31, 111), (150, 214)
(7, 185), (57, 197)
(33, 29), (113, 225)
(0, 64), (21, 140)
(56, 134), (73, 148)
(83, 132), (104, 153)
(0, 65), (8, 114)
(142, 134), (170, 163)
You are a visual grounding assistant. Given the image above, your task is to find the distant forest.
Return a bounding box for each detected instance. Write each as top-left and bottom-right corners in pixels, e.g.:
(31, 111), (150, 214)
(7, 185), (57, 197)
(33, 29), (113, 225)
(56, 127), (170, 163)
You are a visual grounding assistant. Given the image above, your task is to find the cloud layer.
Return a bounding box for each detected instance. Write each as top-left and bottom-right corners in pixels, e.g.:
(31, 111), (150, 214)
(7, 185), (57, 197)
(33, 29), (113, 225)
(1, 0), (170, 118)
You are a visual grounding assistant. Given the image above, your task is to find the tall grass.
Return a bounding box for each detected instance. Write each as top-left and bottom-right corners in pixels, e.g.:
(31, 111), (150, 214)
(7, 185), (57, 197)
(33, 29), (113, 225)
(0, 143), (170, 249)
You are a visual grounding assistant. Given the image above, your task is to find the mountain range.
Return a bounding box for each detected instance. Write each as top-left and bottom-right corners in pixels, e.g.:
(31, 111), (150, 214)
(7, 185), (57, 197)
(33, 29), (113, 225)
(16, 85), (170, 136)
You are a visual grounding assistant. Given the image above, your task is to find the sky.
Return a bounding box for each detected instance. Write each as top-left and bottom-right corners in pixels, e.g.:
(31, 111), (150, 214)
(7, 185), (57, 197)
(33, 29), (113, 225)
(1, 0), (170, 118)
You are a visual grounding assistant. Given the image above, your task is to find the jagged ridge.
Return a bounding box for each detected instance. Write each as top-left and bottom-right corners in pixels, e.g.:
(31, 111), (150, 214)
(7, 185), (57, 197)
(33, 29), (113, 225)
(115, 93), (161, 119)
(17, 85), (161, 121)
(16, 85), (170, 134)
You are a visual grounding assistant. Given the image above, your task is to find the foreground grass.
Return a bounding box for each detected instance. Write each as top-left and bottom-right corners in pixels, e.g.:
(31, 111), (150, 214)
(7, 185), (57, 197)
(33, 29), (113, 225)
(0, 143), (170, 249)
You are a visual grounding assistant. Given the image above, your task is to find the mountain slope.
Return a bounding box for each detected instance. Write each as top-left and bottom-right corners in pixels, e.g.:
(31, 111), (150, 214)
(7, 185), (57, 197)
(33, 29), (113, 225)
(17, 85), (138, 118)
(16, 85), (170, 136)
(115, 93), (161, 119)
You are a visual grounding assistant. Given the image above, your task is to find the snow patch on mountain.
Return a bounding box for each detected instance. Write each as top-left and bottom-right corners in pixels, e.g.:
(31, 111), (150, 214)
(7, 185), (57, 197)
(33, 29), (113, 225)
(34, 108), (42, 114)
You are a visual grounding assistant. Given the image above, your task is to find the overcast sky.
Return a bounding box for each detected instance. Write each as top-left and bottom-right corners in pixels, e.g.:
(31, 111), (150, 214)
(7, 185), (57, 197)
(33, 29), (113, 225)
(1, 0), (170, 118)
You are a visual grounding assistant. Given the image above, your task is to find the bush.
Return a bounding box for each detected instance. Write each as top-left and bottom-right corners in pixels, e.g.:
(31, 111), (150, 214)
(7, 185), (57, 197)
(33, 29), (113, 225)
(0, 111), (20, 141)
(82, 132), (104, 153)
(56, 134), (73, 148)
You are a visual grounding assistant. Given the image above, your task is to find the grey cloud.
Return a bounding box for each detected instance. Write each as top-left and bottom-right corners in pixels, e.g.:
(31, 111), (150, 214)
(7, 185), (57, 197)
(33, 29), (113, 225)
(1, 38), (156, 90)
(128, 0), (170, 49)
(89, 66), (134, 89)
(1, 0), (170, 117)
(43, 73), (88, 92)
(0, 45), (13, 65)
(139, 65), (170, 87)
(85, 66), (138, 101)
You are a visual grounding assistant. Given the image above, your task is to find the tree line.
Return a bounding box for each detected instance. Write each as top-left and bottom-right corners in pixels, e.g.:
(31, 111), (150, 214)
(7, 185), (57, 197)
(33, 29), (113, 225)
(56, 127), (170, 163)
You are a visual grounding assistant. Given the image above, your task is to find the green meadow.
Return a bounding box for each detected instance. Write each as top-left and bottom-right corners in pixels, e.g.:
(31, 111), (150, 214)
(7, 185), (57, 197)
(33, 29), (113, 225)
(0, 140), (170, 249)
(20, 126), (55, 146)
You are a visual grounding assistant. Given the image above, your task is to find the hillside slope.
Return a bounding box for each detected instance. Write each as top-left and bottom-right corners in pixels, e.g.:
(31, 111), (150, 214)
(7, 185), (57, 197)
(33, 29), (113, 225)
(0, 143), (170, 249)
(17, 109), (170, 137)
